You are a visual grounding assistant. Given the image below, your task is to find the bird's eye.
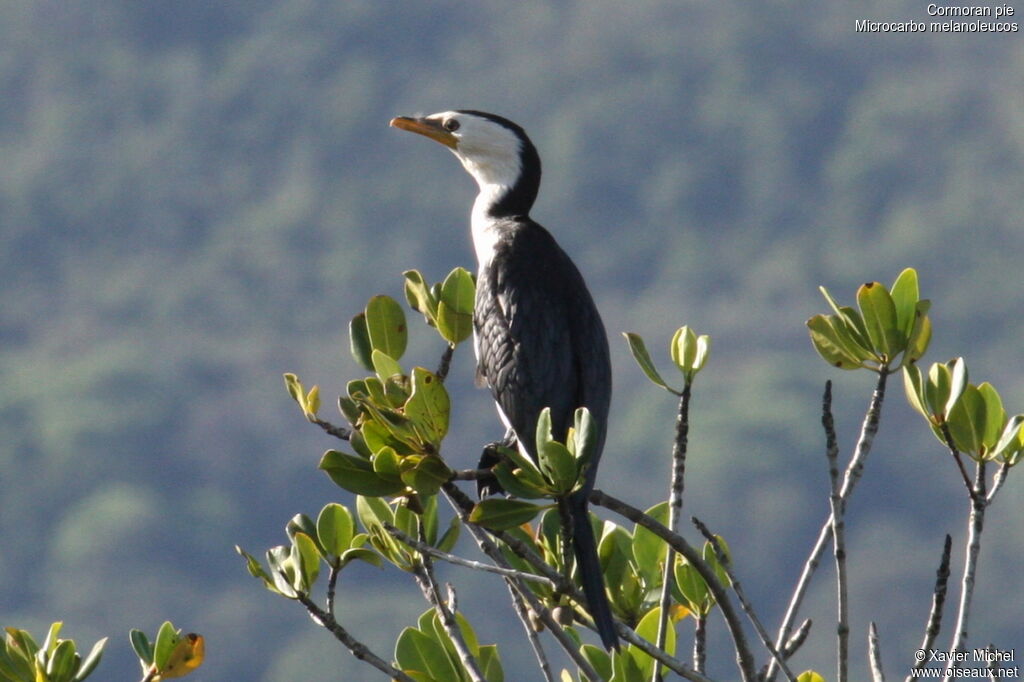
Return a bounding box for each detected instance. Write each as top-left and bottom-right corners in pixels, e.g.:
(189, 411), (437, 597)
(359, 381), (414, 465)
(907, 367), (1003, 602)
(443, 118), (460, 132)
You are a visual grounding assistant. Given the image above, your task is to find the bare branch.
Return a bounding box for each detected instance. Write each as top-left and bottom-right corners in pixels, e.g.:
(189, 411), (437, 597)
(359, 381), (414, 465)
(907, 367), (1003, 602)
(907, 534), (952, 682)
(592, 488), (757, 682)
(296, 593), (415, 682)
(766, 368), (889, 682)
(693, 614), (707, 674)
(412, 554), (486, 682)
(436, 344), (455, 382)
(655, 381), (693, 682)
(868, 622), (885, 682)
(383, 522), (555, 586)
(505, 578), (556, 682)
(311, 416), (351, 440)
(943, 461), (988, 682)
(986, 462), (1010, 504)
(823, 381), (850, 682)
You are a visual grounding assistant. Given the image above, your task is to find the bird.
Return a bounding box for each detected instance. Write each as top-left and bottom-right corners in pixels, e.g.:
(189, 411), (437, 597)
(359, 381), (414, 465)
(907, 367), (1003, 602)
(390, 110), (617, 650)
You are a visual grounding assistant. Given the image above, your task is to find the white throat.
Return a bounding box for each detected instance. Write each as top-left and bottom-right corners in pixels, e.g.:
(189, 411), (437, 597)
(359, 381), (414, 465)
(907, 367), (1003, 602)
(470, 183), (509, 268)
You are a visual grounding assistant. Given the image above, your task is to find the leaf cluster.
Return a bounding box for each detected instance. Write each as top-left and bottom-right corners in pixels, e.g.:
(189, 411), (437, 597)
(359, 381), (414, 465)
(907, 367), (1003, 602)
(129, 623), (204, 681)
(0, 624), (105, 682)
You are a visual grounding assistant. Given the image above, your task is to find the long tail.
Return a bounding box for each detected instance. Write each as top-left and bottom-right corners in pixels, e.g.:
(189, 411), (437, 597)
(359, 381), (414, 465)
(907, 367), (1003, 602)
(567, 492), (618, 650)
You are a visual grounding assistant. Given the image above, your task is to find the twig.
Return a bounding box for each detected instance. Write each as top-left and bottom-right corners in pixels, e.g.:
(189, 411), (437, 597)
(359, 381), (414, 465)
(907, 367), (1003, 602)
(655, 381), (692, 682)
(436, 344), (455, 382)
(312, 416), (351, 440)
(505, 576), (556, 682)
(823, 381), (849, 682)
(766, 368), (889, 682)
(140, 670), (157, 682)
(940, 422), (977, 501)
(986, 462), (1010, 504)
(326, 564), (340, 617)
(868, 622), (885, 682)
(412, 553), (485, 682)
(450, 468), (494, 481)
(693, 614), (707, 674)
(591, 488), (757, 682)
(943, 461), (987, 682)
(693, 517), (797, 682)
(984, 643), (1001, 681)
(296, 592), (415, 682)
(906, 534), (952, 681)
(383, 522), (555, 586)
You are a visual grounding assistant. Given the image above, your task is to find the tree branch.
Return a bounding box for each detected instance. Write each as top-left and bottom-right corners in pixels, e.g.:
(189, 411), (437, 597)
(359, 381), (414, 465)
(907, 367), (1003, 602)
(943, 461), (988, 682)
(868, 621), (885, 682)
(296, 593), (415, 682)
(311, 416), (351, 440)
(765, 368), (888, 682)
(655, 380), (692, 682)
(823, 381), (849, 682)
(906, 534), (952, 682)
(412, 554), (486, 682)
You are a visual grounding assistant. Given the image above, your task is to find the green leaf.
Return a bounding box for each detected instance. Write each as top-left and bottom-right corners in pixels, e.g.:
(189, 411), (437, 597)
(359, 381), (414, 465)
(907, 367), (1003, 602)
(631, 502), (669, 585)
(371, 349), (404, 382)
(404, 269), (439, 324)
(581, 644), (612, 682)
(925, 361), (953, 420)
(129, 630), (153, 666)
(46, 639), (77, 681)
(404, 367), (451, 447)
(947, 384), (984, 455)
(977, 382), (1006, 452)
(349, 312), (375, 371)
(395, 627), (459, 682)
(945, 357), (968, 419)
(622, 332), (673, 392)
(857, 281), (902, 360)
(903, 365), (929, 421)
(630, 607), (676, 679)
(535, 408), (578, 493)
(904, 300), (933, 366)
(478, 644), (503, 682)
(436, 267), (475, 345)
(993, 415), (1024, 465)
(399, 454), (452, 496)
(357, 495), (395, 533)
(890, 268), (920, 336)
(492, 459), (551, 499)
(320, 450), (407, 496)
(571, 407), (598, 470)
(807, 314), (867, 370)
(469, 499), (544, 531)
(365, 295), (408, 360)
(153, 622), (179, 672)
(292, 532), (321, 593)
(669, 326), (697, 375)
(72, 637), (106, 682)
(436, 516), (461, 554)
(317, 503), (355, 557)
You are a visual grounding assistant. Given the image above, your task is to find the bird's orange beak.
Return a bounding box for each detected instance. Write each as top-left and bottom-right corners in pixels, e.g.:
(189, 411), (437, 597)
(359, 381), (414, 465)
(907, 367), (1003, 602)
(390, 116), (458, 149)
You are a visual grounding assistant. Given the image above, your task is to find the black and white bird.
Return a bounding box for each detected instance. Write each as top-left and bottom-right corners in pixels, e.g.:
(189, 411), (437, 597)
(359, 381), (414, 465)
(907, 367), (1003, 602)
(391, 110), (617, 649)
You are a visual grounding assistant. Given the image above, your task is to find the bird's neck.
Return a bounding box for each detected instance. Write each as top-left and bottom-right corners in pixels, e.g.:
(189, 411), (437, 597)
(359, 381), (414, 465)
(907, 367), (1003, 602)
(471, 184), (512, 268)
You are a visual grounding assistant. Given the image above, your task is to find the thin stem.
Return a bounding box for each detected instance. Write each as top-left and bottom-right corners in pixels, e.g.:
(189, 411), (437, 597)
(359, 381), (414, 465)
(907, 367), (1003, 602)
(592, 489), (757, 682)
(311, 416), (351, 440)
(413, 553), (485, 682)
(906, 534), (952, 681)
(505, 577), (556, 682)
(986, 462), (1010, 504)
(326, 564), (340, 617)
(940, 422), (977, 500)
(693, 614), (707, 674)
(296, 593), (416, 682)
(766, 368), (888, 682)
(436, 344), (455, 381)
(384, 522), (555, 586)
(943, 461), (987, 682)
(140, 670), (157, 682)
(823, 381), (849, 682)
(868, 622), (885, 682)
(654, 381), (692, 682)
(693, 517), (797, 682)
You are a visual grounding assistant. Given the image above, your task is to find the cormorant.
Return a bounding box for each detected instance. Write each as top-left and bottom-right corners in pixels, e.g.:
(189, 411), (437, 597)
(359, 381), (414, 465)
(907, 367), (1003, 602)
(391, 110), (616, 650)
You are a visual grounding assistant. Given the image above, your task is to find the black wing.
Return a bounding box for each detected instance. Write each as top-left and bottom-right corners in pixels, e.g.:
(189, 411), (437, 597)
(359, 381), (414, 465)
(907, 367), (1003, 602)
(474, 218), (611, 482)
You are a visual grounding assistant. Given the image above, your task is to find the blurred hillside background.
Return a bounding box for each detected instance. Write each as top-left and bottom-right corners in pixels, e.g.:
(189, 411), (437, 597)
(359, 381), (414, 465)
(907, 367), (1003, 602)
(2, 1), (1022, 679)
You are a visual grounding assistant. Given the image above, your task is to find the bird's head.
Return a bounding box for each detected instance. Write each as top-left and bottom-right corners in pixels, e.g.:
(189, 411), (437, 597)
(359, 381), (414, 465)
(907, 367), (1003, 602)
(391, 110), (541, 216)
